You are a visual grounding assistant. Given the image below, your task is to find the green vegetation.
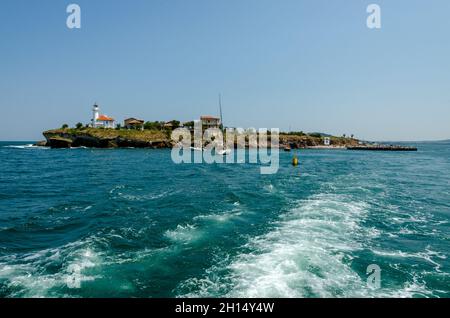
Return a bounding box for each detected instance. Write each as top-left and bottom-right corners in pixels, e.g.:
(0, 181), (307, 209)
(43, 126), (361, 149)
(61, 124), (69, 129)
(45, 127), (168, 143)
(75, 122), (83, 129)
(165, 120), (180, 130)
(285, 131), (305, 137)
(308, 133), (322, 138)
(144, 121), (164, 131)
(183, 121), (195, 130)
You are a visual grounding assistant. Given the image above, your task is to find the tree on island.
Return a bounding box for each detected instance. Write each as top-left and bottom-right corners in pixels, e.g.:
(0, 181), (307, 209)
(183, 121), (195, 130)
(287, 131), (305, 136)
(166, 120), (180, 130)
(75, 122), (83, 129)
(144, 121), (164, 131)
(309, 133), (322, 138)
(61, 124), (69, 129)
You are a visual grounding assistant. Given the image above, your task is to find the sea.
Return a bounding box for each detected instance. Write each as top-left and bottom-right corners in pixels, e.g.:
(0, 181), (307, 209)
(0, 141), (449, 298)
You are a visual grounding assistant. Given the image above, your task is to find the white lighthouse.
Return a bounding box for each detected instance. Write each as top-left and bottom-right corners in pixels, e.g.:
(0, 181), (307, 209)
(92, 103), (99, 127)
(91, 103), (115, 128)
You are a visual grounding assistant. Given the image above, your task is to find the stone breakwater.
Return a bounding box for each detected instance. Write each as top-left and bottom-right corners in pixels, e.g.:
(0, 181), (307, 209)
(347, 145), (418, 151)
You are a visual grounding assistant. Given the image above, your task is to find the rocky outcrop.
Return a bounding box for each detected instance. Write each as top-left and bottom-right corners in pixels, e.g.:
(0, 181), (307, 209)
(42, 128), (364, 150)
(34, 140), (48, 147)
(43, 128), (172, 149)
(47, 137), (73, 149)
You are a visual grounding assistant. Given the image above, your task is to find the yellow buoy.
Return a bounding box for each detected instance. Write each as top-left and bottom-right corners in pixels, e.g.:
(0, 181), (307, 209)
(292, 155), (299, 166)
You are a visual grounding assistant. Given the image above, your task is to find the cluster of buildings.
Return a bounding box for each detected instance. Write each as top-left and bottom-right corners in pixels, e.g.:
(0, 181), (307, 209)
(91, 103), (221, 130)
(89, 104), (338, 147)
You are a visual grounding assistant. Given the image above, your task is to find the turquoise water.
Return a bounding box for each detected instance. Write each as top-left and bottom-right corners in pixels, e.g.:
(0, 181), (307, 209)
(0, 141), (448, 298)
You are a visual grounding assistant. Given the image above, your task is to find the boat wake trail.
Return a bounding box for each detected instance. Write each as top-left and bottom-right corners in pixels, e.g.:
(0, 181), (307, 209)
(0, 239), (103, 297)
(176, 193), (431, 298)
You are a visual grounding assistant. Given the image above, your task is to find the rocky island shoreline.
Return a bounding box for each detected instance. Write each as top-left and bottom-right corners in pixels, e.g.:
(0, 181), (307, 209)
(41, 128), (171, 149)
(38, 128), (417, 151)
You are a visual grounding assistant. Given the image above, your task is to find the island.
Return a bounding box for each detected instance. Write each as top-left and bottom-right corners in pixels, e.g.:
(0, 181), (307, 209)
(38, 127), (417, 151)
(37, 103), (417, 151)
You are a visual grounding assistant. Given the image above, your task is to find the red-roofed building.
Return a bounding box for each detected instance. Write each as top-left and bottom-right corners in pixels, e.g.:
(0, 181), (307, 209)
(91, 103), (116, 128)
(200, 115), (220, 129)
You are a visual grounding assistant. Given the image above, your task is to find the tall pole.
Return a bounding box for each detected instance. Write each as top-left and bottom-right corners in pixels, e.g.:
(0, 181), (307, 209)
(219, 93), (224, 130)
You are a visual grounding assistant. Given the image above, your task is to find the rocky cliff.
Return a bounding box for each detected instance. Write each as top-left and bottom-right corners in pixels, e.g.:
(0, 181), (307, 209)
(43, 128), (172, 149)
(41, 128), (361, 149)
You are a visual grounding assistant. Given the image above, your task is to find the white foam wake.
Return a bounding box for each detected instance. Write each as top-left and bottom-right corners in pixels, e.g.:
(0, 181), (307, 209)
(164, 224), (202, 244)
(178, 193), (433, 298)
(0, 240), (103, 297)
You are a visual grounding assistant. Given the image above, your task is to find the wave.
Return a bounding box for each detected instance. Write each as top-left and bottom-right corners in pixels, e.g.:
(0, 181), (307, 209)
(164, 224), (202, 244)
(193, 203), (243, 224)
(193, 211), (243, 223)
(3, 144), (48, 149)
(372, 247), (447, 272)
(109, 185), (173, 202)
(176, 193), (434, 298)
(0, 239), (103, 297)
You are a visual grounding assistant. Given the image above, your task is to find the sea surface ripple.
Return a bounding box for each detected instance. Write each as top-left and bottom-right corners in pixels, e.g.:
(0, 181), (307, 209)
(0, 141), (449, 297)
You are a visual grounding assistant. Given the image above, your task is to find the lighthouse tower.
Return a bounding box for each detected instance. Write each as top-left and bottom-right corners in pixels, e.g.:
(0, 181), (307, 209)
(92, 103), (99, 127)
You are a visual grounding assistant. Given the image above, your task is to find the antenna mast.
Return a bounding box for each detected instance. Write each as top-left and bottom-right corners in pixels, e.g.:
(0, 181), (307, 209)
(219, 93), (224, 129)
(219, 93), (223, 129)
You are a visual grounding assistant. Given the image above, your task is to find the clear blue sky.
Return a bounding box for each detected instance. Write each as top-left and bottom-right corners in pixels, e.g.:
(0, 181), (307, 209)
(1, 0), (449, 141)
